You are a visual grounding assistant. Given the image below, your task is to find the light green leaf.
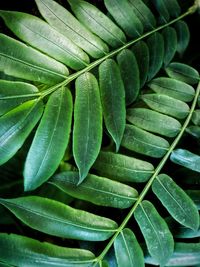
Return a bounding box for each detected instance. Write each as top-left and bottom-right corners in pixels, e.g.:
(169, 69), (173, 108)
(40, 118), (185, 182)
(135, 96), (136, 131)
(0, 196), (118, 241)
(0, 233), (95, 267)
(0, 10), (89, 70)
(50, 171), (138, 209)
(141, 94), (189, 119)
(152, 174), (199, 230)
(131, 41), (149, 88)
(99, 59), (126, 151)
(0, 99), (43, 166)
(114, 228), (144, 267)
(73, 72), (102, 183)
(192, 109), (200, 125)
(147, 33), (164, 81)
(93, 151), (154, 183)
(104, 0), (143, 38)
(0, 80), (39, 116)
(175, 20), (190, 56)
(35, 0), (108, 58)
(134, 200), (174, 266)
(127, 108), (181, 137)
(24, 88), (73, 191)
(148, 77), (195, 102)
(121, 124), (169, 158)
(170, 149), (200, 173)
(162, 27), (177, 67)
(117, 49), (140, 105)
(0, 34), (68, 85)
(165, 62), (199, 85)
(68, 0), (126, 48)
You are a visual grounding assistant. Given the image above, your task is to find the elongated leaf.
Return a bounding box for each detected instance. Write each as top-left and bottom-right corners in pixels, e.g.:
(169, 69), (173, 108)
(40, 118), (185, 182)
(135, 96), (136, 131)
(36, 0), (108, 58)
(0, 233), (95, 267)
(50, 171), (138, 209)
(165, 0), (181, 18)
(148, 77), (195, 102)
(99, 59), (126, 151)
(162, 27), (177, 67)
(171, 149), (200, 173)
(151, 0), (169, 23)
(0, 100), (43, 166)
(165, 62), (199, 85)
(147, 32), (164, 81)
(0, 80), (38, 116)
(0, 34), (68, 85)
(0, 196), (118, 241)
(127, 108), (181, 137)
(175, 20), (190, 56)
(93, 151), (154, 183)
(121, 125), (169, 158)
(117, 49), (140, 105)
(114, 228), (144, 267)
(131, 41), (149, 88)
(68, 0), (126, 48)
(134, 200), (174, 266)
(185, 190), (200, 210)
(104, 0), (143, 38)
(192, 110), (200, 125)
(186, 125), (200, 139)
(24, 88), (73, 191)
(73, 72), (102, 183)
(152, 174), (199, 230)
(0, 10), (89, 70)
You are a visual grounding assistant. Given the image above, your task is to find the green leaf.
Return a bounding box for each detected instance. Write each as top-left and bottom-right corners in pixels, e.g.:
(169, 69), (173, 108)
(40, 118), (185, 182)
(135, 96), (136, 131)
(0, 10), (89, 70)
(68, 0), (126, 48)
(141, 94), (189, 119)
(93, 151), (154, 183)
(151, 0), (170, 23)
(0, 233), (95, 267)
(114, 228), (144, 267)
(134, 200), (174, 266)
(152, 174), (199, 230)
(50, 171), (138, 209)
(117, 49), (140, 105)
(147, 33), (164, 81)
(131, 41), (149, 88)
(121, 124), (169, 158)
(165, 0), (181, 18)
(0, 196), (118, 241)
(162, 27), (177, 67)
(104, 0), (143, 38)
(170, 149), (200, 173)
(175, 20), (190, 56)
(0, 34), (68, 85)
(165, 62), (199, 85)
(73, 72), (102, 183)
(99, 59), (126, 151)
(185, 190), (200, 210)
(127, 108), (181, 137)
(148, 77), (195, 102)
(35, 0), (108, 58)
(186, 125), (200, 139)
(0, 80), (39, 116)
(192, 109), (200, 125)
(24, 87), (73, 191)
(0, 99), (43, 166)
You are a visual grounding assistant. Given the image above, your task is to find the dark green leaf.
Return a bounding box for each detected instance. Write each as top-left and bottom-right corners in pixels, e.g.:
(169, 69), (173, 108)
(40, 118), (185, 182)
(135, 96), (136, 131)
(114, 228), (144, 267)
(175, 20), (190, 56)
(99, 59), (126, 151)
(0, 196), (118, 241)
(162, 27), (177, 67)
(151, 0), (170, 23)
(165, 0), (181, 18)
(73, 72), (102, 183)
(192, 110), (200, 125)
(186, 125), (200, 139)
(185, 190), (200, 210)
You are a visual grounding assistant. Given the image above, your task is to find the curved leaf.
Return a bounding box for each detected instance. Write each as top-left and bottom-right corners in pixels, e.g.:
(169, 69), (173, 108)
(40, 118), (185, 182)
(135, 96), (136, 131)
(93, 151), (154, 183)
(114, 228), (144, 267)
(0, 10), (89, 70)
(0, 34), (68, 85)
(0, 99), (43, 166)
(68, 0), (126, 48)
(134, 200), (174, 266)
(185, 190), (200, 210)
(50, 171), (138, 209)
(151, 0), (170, 23)
(192, 109), (200, 125)
(35, 0), (108, 58)
(152, 174), (199, 230)
(162, 27), (177, 67)
(121, 124), (170, 158)
(175, 20), (190, 56)
(0, 233), (95, 267)
(24, 87), (73, 191)
(73, 72), (102, 183)
(0, 196), (118, 241)
(99, 59), (126, 151)
(165, 0), (181, 18)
